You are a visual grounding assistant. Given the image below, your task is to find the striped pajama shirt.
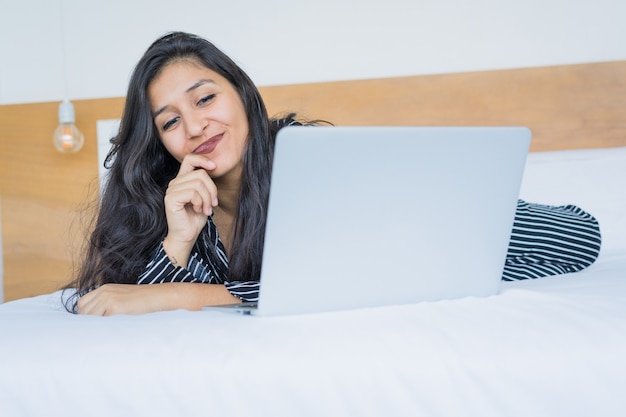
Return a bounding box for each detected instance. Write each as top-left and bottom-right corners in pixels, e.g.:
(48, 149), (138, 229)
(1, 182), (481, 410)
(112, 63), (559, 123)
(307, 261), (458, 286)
(137, 199), (602, 302)
(503, 200), (601, 280)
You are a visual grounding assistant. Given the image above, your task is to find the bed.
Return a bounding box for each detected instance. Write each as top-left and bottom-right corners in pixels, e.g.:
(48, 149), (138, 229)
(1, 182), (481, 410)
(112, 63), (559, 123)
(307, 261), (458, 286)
(2, 60), (626, 416)
(1, 141), (625, 416)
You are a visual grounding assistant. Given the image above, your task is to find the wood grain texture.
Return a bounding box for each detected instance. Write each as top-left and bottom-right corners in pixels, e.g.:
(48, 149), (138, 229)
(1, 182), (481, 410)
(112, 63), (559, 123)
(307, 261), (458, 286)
(0, 98), (124, 301)
(1, 62), (625, 301)
(260, 61), (626, 151)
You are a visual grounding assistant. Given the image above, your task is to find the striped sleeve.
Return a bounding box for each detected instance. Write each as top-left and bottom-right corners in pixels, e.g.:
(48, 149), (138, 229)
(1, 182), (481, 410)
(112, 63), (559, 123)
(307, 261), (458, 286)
(136, 243), (198, 284)
(502, 199), (602, 281)
(137, 243), (260, 302)
(224, 281), (260, 302)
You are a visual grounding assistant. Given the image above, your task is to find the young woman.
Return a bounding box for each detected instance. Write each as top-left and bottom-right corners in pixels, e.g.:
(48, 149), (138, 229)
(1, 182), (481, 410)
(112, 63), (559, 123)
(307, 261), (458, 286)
(66, 32), (602, 315)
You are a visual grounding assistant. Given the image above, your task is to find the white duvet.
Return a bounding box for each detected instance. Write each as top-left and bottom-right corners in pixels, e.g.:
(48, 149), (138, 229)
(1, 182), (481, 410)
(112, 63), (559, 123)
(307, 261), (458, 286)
(1, 147), (626, 417)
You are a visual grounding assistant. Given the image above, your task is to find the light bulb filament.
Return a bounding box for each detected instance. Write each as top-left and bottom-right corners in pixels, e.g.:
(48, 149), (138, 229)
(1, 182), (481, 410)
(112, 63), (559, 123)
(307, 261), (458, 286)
(61, 125), (75, 150)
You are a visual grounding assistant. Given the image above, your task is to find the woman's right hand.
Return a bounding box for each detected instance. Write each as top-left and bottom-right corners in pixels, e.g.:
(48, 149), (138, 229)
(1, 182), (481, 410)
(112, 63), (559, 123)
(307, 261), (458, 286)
(162, 154), (219, 266)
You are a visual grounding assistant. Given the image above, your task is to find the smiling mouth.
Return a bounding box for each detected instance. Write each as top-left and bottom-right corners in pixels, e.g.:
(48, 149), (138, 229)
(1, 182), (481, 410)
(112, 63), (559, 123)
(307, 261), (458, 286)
(193, 133), (223, 154)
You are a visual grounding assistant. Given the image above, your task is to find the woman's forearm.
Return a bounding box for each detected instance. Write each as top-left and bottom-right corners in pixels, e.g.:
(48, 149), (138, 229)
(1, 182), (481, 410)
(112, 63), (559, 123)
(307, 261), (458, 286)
(77, 282), (240, 315)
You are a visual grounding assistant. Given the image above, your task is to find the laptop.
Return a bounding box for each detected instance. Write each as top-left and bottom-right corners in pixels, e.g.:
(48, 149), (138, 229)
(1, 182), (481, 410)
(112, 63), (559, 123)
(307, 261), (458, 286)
(204, 126), (531, 316)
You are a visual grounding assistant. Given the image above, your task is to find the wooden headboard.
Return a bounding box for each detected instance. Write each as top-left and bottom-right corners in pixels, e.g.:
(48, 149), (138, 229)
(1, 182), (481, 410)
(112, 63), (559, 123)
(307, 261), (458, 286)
(261, 60), (626, 150)
(1, 60), (625, 301)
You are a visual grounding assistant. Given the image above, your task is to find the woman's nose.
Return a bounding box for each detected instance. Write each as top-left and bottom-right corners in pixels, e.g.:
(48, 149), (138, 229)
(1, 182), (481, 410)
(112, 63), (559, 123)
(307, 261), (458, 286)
(184, 113), (207, 139)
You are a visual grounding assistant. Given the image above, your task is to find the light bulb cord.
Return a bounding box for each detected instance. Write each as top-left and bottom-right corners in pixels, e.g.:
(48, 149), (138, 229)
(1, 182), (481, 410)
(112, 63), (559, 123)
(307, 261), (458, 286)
(58, 0), (70, 102)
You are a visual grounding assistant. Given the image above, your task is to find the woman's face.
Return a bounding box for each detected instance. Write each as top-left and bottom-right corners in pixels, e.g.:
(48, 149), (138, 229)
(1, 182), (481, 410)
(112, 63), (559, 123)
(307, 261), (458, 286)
(148, 59), (249, 179)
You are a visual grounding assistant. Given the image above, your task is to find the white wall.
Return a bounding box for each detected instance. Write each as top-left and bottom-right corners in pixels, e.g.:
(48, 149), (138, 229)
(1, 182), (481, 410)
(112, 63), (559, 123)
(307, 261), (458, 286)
(0, 0), (625, 105)
(0, 200), (3, 302)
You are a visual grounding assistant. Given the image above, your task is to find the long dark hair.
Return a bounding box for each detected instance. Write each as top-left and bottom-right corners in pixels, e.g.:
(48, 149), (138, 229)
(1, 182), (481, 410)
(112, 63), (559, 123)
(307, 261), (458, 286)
(65, 32), (283, 312)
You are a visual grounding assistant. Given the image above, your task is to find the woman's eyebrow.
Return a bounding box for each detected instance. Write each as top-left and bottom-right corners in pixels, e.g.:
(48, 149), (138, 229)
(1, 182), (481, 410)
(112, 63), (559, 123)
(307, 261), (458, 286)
(186, 79), (215, 93)
(152, 79), (217, 118)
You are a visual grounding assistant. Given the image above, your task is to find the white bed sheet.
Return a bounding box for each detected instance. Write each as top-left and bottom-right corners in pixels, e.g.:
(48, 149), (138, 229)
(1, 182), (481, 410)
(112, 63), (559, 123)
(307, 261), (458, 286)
(1, 147), (626, 417)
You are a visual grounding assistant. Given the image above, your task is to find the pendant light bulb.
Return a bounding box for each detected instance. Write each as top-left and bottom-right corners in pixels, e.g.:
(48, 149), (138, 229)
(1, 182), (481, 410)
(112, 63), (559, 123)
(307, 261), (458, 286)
(53, 100), (84, 153)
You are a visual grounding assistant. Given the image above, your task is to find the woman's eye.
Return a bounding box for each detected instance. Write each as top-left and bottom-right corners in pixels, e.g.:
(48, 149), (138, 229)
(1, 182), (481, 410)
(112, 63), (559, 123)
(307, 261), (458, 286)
(197, 94), (216, 106)
(162, 117), (179, 131)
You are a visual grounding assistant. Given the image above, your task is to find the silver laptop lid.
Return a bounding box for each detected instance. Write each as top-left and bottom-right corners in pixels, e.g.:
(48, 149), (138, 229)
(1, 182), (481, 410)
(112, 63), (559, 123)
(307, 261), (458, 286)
(256, 126), (531, 315)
